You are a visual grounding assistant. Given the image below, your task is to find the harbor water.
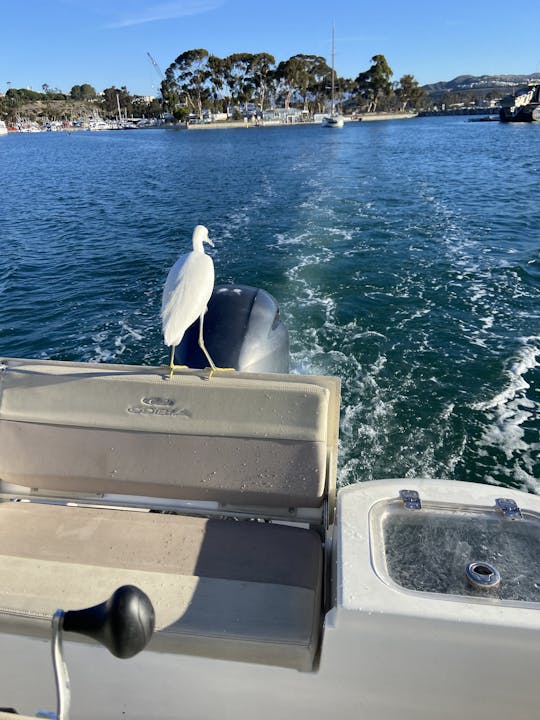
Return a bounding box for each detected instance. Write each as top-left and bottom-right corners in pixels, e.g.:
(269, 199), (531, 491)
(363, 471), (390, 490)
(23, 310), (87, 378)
(0, 117), (538, 491)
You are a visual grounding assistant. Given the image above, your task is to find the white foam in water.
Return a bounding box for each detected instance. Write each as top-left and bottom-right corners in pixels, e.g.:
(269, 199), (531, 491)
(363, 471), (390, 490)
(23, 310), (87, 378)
(473, 338), (539, 412)
(267, 167), (539, 491)
(280, 217), (472, 486)
(88, 318), (150, 364)
(118, 321), (143, 341)
(336, 355), (396, 486)
(473, 336), (540, 491)
(88, 330), (113, 363)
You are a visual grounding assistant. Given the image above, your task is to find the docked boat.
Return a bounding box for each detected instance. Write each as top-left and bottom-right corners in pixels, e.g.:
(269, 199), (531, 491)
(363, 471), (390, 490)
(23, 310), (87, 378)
(322, 25), (344, 129)
(86, 119), (113, 131)
(14, 121), (41, 133)
(321, 114), (344, 129)
(499, 81), (540, 122)
(0, 286), (538, 720)
(0, 121), (8, 136)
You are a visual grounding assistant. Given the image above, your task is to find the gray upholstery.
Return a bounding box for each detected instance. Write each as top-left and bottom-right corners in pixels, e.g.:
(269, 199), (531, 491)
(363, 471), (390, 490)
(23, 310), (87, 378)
(0, 358), (340, 510)
(0, 502), (322, 670)
(0, 358), (340, 670)
(0, 422), (326, 507)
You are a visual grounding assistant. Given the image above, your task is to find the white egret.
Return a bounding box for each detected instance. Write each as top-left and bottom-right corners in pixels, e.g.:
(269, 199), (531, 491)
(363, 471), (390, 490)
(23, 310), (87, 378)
(161, 225), (232, 378)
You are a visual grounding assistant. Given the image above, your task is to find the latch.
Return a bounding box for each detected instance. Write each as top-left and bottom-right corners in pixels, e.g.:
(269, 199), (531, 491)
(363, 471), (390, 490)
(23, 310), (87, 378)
(495, 497), (522, 519)
(399, 489), (422, 510)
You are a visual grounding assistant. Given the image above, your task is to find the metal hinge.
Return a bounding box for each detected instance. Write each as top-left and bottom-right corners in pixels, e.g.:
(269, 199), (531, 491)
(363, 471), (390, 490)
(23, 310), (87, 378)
(399, 489), (422, 510)
(495, 498), (522, 519)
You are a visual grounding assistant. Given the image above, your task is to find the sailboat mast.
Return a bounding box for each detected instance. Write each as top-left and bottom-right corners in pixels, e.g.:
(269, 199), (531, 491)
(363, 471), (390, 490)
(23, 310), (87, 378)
(331, 23), (335, 113)
(321, 21), (343, 126)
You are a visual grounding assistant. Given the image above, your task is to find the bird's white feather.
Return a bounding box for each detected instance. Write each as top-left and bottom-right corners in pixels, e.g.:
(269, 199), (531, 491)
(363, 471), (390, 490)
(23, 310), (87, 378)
(161, 250), (214, 347)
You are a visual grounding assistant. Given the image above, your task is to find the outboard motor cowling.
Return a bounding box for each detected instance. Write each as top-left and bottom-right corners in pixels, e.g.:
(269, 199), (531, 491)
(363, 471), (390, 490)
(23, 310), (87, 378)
(174, 285), (289, 373)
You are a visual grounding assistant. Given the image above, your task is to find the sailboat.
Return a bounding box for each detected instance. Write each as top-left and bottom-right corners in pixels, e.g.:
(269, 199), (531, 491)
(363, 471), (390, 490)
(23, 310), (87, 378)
(322, 24), (344, 128)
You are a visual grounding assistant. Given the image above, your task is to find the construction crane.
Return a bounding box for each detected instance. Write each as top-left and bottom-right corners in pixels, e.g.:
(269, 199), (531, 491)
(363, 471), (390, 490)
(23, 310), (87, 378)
(147, 52), (177, 115)
(147, 52), (165, 81)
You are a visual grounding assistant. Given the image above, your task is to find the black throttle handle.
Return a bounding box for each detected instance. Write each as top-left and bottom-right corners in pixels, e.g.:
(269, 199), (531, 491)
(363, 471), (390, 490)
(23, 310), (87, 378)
(62, 585), (155, 659)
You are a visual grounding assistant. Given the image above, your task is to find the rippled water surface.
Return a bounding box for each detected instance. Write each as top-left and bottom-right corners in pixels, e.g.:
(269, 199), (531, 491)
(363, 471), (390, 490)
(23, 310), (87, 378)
(1, 118), (539, 491)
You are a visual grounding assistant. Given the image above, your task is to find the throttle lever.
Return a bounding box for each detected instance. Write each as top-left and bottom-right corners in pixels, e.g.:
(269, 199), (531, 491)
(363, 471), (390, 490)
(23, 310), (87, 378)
(51, 585), (155, 720)
(62, 585), (155, 659)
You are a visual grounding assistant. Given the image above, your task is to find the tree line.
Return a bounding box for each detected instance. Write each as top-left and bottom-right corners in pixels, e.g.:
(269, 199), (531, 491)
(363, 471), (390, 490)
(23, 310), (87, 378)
(0, 84), (162, 122)
(161, 50), (426, 118)
(0, 50), (426, 123)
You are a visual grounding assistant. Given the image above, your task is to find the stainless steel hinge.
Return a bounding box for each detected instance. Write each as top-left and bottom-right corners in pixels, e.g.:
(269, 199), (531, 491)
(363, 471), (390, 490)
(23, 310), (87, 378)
(399, 489), (422, 510)
(495, 497), (522, 519)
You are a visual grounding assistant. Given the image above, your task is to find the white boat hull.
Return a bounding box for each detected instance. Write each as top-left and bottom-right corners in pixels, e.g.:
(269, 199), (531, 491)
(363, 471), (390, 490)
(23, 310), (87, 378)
(321, 115), (344, 128)
(2, 479), (539, 719)
(0, 359), (538, 719)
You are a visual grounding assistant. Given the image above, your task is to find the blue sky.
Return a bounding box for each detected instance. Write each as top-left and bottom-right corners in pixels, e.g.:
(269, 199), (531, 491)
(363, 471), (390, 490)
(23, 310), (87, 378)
(2, 0), (540, 96)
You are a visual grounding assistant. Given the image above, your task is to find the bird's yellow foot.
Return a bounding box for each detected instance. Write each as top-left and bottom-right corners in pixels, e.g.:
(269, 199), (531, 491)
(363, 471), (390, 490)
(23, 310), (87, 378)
(206, 366), (235, 380)
(165, 364), (188, 380)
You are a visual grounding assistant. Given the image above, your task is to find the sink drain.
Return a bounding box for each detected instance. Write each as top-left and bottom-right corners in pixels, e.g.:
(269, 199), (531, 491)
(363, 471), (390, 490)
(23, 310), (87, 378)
(465, 561), (501, 590)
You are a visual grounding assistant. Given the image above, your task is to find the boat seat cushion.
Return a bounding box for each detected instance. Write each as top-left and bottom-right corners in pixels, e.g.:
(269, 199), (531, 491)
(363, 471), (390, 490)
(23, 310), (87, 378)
(0, 359), (340, 510)
(0, 502), (322, 671)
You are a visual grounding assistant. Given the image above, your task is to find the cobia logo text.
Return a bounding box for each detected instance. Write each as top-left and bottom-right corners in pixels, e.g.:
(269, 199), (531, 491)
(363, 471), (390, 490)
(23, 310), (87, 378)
(127, 396), (191, 417)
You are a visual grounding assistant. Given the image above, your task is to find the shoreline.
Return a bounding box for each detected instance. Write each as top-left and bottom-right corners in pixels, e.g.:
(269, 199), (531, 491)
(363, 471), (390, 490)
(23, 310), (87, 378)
(182, 111), (418, 130)
(2, 112), (419, 134)
(355, 111), (418, 122)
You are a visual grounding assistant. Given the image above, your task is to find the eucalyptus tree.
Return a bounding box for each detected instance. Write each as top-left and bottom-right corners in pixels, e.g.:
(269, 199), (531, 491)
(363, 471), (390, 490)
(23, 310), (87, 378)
(294, 55), (319, 109)
(326, 76), (355, 114)
(165, 49), (212, 118)
(295, 54), (330, 111)
(396, 74), (425, 110)
(307, 56), (334, 112)
(307, 56), (335, 112)
(70, 83), (97, 101)
(273, 57), (301, 108)
(101, 86), (133, 117)
(225, 53), (257, 107)
(355, 54), (393, 112)
(250, 53), (276, 111)
(159, 78), (178, 115)
(274, 54), (331, 110)
(207, 55), (232, 112)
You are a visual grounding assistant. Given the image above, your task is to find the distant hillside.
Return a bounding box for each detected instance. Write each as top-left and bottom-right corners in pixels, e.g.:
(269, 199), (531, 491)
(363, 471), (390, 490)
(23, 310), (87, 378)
(423, 73), (540, 94)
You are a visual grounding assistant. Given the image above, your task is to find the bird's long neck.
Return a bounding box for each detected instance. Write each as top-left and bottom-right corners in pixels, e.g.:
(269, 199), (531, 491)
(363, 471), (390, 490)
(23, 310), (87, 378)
(192, 237), (205, 253)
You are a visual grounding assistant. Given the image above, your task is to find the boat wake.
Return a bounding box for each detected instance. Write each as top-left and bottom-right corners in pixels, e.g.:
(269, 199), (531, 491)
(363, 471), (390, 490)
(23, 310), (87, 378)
(471, 336), (540, 492)
(274, 164), (539, 491)
(1, 120), (538, 493)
